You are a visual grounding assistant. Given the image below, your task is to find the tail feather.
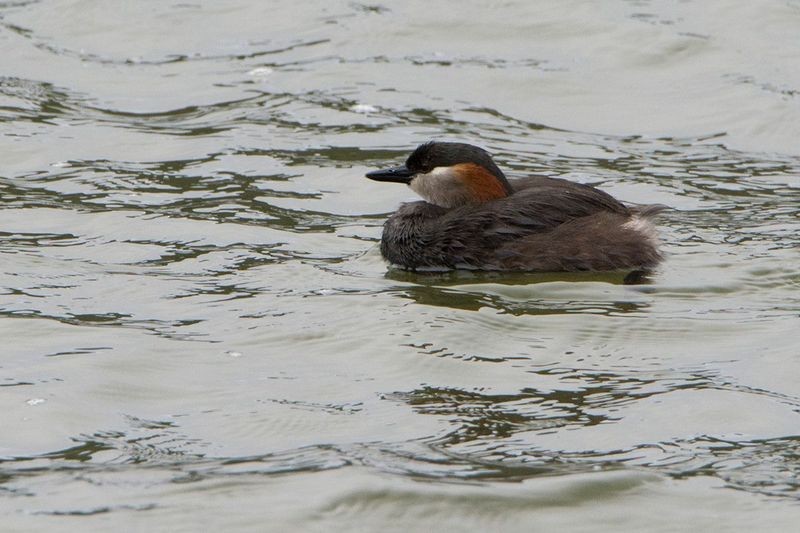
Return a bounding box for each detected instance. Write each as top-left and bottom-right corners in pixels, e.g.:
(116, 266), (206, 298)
(631, 203), (669, 218)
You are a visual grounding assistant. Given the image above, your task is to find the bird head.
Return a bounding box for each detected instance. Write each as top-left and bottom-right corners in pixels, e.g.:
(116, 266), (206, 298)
(366, 141), (513, 208)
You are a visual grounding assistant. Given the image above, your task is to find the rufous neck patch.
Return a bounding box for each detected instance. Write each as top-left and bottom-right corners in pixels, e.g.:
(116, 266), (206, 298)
(454, 163), (509, 203)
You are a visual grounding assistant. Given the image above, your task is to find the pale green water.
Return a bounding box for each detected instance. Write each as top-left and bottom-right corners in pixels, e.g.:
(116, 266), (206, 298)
(1, 1), (799, 531)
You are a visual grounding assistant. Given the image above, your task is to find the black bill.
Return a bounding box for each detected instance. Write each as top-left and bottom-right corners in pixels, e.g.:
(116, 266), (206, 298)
(365, 165), (414, 184)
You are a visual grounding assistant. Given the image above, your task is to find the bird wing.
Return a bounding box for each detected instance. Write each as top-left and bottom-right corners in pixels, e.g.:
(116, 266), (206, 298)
(425, 178), (632, 267)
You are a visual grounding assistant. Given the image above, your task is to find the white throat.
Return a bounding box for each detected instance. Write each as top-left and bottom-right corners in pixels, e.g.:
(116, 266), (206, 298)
(408, 166), (472, 208)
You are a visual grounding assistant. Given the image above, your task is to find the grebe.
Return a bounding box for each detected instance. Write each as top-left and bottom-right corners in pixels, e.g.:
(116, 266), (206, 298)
(366, 141), (663, 272)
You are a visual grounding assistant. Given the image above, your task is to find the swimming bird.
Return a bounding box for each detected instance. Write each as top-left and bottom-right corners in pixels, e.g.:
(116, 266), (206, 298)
(365, 141), (663, 272)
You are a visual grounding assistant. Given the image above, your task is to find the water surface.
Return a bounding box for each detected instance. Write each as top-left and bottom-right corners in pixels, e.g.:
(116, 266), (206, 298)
(1, 1), (799, 531)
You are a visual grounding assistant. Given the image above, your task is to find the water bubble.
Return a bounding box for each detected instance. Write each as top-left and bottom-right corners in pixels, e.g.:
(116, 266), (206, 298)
(247, 67), (274, 77)
(350, 103), (378, 113)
